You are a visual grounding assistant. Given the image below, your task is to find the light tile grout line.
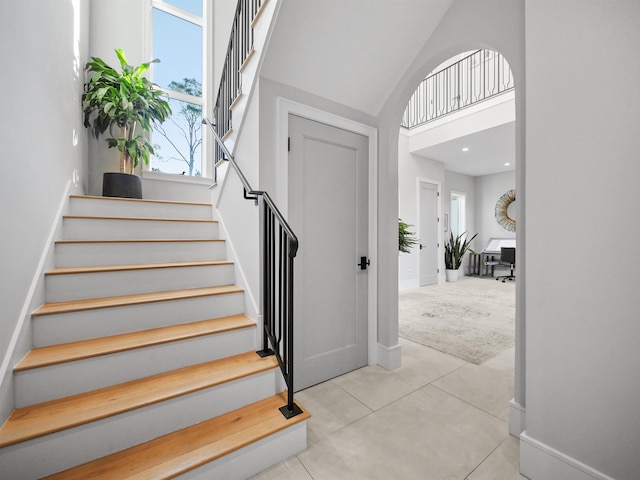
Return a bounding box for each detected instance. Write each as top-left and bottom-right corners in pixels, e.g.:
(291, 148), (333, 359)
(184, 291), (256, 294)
(463, 435), (513, 480)
(299, 378), (375, 447)
(430, 381), (509, 425)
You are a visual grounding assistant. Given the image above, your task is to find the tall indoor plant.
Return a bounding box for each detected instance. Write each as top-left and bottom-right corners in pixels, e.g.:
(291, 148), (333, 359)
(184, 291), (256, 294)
(444, 231), (478, 281)
(398, 219), (418, 253)
(82, 49), (171, 198)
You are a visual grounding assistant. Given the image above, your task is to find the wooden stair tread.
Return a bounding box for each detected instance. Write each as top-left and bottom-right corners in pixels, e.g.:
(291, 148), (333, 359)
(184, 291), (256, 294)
(0, 352), (278, 448)
(229, 91), (244, 110)
(221, 127), (234, 141)
(70, 195), (212, 207)
(238, 49), (255, 73)
(46, 260), (233, 276)
(250, 0), (269, 28)
(43, 392), (309, 480)
(56, 238), (225, 244)
(16, 315), (254, 371)
(33, 285), (243, 316)
(63, 215), (217, 223)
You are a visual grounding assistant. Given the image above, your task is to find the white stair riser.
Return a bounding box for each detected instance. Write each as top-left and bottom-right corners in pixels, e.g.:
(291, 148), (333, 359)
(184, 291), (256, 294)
(55, 240), (227, 267)
(33, 292), (245, 347)
(0, 371), (277, 480)
(63, 217), (219, 240)
(69, 197), (213, 220)
(15, 326), (256, 406)
(180, 422), (308, 480)
(45, 264), (235, 302)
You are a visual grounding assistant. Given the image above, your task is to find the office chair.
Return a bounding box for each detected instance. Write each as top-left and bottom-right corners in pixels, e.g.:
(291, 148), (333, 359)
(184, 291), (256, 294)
(495, 247), (515, 282)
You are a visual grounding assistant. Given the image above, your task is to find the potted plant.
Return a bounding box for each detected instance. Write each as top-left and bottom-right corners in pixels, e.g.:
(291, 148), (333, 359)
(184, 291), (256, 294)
(398, 219), (418, 253)
(444, 231), (478, 281)
(82, 49), (171, 198)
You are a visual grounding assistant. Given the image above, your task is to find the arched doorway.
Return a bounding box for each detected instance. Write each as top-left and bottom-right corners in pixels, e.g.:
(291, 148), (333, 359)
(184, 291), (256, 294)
(374, 6), (526, 437)
(396, 47), (519, 425)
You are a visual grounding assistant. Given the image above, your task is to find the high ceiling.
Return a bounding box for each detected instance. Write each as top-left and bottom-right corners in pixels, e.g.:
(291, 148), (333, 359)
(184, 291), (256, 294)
(261, 0), (454, 116)
(261, 0), (514, 178)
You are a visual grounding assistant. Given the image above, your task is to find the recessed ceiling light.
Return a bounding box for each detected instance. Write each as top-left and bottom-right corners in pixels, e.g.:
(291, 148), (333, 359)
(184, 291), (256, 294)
(462, 147), (469, 152)
(504, 162), (511, 166)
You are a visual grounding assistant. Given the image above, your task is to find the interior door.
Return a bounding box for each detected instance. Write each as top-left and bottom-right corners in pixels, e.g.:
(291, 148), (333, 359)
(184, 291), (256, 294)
(419, 181), (439, 286)
(288, 114), (369, 391)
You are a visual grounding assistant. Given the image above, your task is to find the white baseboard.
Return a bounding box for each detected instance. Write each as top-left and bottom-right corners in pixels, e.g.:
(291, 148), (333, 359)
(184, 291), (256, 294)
(0, 181), (72, 423)
(377, 343), (402, 370)
(520, 432), (616, 480)
(508, 399), (526, 437)
(398, 278), (418, 290)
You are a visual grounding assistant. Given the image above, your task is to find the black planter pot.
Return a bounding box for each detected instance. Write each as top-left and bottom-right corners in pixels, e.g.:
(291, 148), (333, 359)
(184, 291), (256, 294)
(102, 172), (142, 199)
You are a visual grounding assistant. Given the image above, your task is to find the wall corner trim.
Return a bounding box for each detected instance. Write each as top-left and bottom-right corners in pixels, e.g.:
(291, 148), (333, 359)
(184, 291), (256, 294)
(376, 343), (402, 370)
(520, 432), (617, 480)
(508, 398), (526, 437)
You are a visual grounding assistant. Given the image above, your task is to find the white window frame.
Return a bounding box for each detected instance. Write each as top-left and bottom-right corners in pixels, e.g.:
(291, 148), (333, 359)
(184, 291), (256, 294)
(450, 191), (466, 238)
(145, 0), (213, 179)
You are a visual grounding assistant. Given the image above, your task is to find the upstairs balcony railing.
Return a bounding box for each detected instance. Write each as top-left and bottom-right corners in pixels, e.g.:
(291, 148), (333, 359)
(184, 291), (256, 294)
(401, 49), (514, 129)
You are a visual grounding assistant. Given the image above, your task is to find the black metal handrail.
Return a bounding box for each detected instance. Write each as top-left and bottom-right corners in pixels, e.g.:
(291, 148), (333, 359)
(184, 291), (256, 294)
(203, 118), (302, 419)
(213, 0), (263, 170)
(401, 49), (514, 129)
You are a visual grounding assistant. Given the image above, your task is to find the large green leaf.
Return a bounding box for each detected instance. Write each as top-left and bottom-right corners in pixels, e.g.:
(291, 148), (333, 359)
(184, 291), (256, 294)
(83, 49), (172, 167)
(444, 231), (478, 269)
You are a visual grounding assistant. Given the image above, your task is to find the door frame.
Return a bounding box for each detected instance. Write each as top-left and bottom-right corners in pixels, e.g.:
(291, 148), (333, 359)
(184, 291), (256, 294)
(276, 97), (379, 366)
(417, 177), (443, 285)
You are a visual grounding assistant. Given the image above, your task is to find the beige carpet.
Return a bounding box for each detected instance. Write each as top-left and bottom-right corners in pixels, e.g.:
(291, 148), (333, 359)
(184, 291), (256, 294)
(399, 276), (515, 365)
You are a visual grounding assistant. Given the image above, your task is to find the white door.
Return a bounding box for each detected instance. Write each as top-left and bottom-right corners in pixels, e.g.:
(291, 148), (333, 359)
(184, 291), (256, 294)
(288, 114), (369, 391)
(419, 181), (439, 286)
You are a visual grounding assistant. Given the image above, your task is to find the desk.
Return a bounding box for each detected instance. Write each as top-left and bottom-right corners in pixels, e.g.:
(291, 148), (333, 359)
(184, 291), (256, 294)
(469, 238), (515, 277)
(469, 252), (499, 277)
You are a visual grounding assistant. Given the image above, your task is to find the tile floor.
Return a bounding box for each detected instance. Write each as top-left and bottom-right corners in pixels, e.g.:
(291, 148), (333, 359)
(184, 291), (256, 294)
(251, 339), (528, 480)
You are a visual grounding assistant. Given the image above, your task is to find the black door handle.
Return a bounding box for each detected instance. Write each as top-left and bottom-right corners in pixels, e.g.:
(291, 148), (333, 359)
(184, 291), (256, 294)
(358, 256), (370, 270)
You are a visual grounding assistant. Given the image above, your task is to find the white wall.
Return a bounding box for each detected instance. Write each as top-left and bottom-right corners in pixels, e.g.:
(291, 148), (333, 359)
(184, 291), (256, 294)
(87, 0), (148, 195)
(398, 131), (445, 289)
(212, 81), (262, 321)
(213, 0), (237, 91)
(0, 0), (89, 421)
(474, 170), (515, 251)
(521, 2), (640, 479)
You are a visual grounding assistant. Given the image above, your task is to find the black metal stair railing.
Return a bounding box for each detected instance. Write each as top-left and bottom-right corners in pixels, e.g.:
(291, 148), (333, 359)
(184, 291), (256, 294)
(203, 118), (303, 419)
(401, 49), (514, 129)
(214, 0), (263, 174)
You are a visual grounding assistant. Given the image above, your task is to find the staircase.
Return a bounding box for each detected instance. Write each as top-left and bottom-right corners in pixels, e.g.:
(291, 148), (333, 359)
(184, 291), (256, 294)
(0, 195), (309, 479)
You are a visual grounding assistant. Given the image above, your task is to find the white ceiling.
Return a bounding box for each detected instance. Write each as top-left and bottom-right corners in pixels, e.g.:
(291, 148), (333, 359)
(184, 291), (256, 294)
(261, 0), (513, 178)
(411, 121), (516, 177)
(261, 0), (454, 116)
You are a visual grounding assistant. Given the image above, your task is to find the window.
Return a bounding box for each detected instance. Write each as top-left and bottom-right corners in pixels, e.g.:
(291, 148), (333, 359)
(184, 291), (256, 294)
(450, 192), (466, 238)
(149, 0), (207, 177)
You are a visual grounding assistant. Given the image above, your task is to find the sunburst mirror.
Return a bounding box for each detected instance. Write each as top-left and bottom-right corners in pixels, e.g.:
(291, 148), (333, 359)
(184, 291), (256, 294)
(495, 189), (516, 232)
